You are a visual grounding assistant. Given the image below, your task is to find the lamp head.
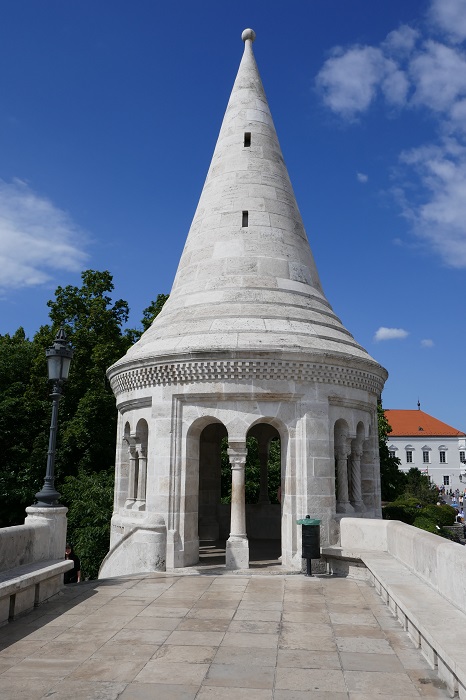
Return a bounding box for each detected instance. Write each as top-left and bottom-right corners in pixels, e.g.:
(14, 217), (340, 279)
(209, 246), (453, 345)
(46, 327), (73, 383)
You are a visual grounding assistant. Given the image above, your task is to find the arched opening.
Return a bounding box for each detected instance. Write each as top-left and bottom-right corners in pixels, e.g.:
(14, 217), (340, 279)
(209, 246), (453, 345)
(134, 419), (148, 511)
(348, 422), (365, 512)
(334, 419), (354, 514)
(246, 423), (282, 564)
(195, 420), (283, 569)
(197, 421), (228, 566)
(123, 419), (148, 511)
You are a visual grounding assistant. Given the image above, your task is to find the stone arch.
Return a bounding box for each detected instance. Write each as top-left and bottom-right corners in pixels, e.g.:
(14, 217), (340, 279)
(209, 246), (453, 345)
(246, 416), (289, 499)
(124, 418), (149, 511)
(183, 416), (228, 564)
(348, 421), (366, 512)
(133, 418), (148, 511)
(245, 419), (283, 561)
(334, 418), (353, 514)
(246, 421), (282, 505)
(118, 422), (131, 510)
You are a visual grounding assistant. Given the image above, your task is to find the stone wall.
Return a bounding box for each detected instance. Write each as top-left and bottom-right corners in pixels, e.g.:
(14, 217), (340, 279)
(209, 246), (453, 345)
(340, 517), (466, 612)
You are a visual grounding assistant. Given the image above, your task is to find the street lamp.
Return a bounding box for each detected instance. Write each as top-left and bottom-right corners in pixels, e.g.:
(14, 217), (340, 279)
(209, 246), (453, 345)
(34, 327), (73, 507)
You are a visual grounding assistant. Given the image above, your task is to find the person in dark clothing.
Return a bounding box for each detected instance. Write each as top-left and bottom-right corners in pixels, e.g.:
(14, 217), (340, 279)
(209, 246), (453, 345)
(64, 543), (81, 583)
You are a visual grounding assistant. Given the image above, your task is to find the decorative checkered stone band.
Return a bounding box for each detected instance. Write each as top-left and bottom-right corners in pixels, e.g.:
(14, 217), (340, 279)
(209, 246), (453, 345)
(109, 359), (385, 396)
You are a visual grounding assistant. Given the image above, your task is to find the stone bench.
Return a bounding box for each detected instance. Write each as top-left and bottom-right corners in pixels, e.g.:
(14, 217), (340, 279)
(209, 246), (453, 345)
(323, 531), (466, 699)
(0, 559), (73, 626)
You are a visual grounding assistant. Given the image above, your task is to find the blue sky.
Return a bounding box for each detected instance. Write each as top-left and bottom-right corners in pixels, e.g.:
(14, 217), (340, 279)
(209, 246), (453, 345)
(1, 0), (465, 431)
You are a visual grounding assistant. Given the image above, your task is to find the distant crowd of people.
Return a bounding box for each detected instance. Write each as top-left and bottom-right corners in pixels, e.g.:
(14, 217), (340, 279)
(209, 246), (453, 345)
(438, 487), (465, 523)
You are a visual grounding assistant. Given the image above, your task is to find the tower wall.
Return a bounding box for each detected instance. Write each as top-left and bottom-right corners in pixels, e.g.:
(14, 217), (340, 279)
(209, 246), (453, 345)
(101, 29), (387, 577)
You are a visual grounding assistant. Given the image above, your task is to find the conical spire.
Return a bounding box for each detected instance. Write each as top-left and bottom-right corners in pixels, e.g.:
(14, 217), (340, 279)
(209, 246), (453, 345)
(112, 30), (382, 372)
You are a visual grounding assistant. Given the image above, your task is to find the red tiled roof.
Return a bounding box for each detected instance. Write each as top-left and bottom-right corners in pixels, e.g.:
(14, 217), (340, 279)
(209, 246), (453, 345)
(384, 409), (466, 438)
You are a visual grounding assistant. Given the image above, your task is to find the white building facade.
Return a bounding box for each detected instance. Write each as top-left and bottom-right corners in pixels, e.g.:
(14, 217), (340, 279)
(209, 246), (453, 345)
(386, 409), (466, 492)
(100, 30), (387, 578)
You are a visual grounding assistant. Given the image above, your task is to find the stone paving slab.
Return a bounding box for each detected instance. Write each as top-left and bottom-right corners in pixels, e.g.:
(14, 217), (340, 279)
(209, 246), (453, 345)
(0, 572), (453, 699)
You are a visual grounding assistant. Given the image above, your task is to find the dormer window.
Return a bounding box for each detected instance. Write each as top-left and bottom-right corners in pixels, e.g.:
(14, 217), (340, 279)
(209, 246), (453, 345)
(244, 132), (251, 147)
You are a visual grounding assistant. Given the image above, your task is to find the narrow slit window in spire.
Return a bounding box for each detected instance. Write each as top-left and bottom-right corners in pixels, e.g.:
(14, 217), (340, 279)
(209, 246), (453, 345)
(244, 132), (251, 147)
(242, 211), (249, 227)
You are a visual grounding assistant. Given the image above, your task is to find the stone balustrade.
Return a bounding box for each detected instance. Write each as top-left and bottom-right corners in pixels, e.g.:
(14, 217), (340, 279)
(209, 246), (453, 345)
(323, 518), (466, 698)
(0, 506), (72, 625)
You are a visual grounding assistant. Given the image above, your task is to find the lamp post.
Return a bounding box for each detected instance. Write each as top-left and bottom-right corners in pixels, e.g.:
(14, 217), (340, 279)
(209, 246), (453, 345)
(34, 328), (73, 507)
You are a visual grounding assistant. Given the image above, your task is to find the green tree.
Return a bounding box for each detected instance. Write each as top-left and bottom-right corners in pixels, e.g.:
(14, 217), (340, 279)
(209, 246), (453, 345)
(0, 329), (49, 526)
(140, 294), (169, 332)
(378, 403), (407, 502)
(45, 270), (135, 481)
(61, 467), (115, 580)
(404, 467), (439, 504)
(0, 271), (170, 576)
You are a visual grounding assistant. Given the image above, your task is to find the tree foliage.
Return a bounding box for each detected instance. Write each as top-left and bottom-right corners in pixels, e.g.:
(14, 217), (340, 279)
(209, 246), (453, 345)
(44, 270), (136, 480)
(404, 467), (439, 504)
(140, 294), (170, 332)
(61, 467), (115, 580)
(0, 329), (49, 525)
(0, 270), (169, 578)
(383, 497), (456, 537)
(378, 403), (407, 502)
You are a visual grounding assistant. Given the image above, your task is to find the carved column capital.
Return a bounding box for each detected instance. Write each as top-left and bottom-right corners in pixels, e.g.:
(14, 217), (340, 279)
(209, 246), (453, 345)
(227, 444), (248, 468)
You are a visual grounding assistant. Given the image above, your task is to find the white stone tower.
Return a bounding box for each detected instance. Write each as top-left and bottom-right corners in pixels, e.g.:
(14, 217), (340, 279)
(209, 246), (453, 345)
(100, 29), (387, 577)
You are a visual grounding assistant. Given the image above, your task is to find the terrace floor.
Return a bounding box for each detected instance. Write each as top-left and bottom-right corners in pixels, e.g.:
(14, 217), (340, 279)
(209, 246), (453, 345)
(0, 564), (451, 699)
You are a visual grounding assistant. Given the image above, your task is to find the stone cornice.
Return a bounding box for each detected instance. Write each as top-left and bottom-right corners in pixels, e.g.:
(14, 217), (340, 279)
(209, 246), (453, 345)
(118, 397), (153, 413)
(109, 357), (386, 396)
(328, 396), (376, 412)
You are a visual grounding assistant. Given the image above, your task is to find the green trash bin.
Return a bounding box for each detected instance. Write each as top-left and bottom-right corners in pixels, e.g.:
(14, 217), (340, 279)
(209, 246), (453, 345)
(296, 515), (321, 576)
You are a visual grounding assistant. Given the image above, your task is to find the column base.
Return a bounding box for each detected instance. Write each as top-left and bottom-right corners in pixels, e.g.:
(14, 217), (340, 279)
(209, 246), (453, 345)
(336, 501), (355, 514)
(351, 500), (365, 513)
(225, 536), (249, 570)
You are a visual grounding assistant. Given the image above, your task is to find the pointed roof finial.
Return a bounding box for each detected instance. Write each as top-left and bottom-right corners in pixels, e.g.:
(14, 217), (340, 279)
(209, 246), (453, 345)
(241, 28), (256, 43)
(417, 399), (421, 410)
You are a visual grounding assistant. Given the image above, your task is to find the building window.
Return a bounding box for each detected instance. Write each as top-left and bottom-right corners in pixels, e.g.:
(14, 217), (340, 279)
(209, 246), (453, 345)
(423, 451), (430, 463)
(460, 451), (465, 463)
(242, 211), (249, 227)
(244, 132), (251, 147)
(406, 451), (413, 463)
(440, 451), (446, 463)
(389, 450), (396, 459)
(443, 475), (450, 486)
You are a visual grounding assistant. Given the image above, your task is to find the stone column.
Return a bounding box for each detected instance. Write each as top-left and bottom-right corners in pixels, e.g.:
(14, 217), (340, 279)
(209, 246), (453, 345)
(349, 444), (365, 512)
(125, 443), (137, 508)
(258, 439), (271, 504)
(336, 443), (354, 514)
(226, 442), (249, 569)
(134, 446), (147, 511)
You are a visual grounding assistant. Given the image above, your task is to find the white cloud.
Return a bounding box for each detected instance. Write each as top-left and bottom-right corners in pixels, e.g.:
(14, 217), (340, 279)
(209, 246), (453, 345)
(429, 0), (466, 43)
(316, 46), (390, 118)
(374, 327), (409, 342)
(382, 25), (420, 56)
(421, 339), (434, 347)
(315, 40), (410, 119)
(381, 66), (410, 106)
(315, 0), (466, 268)
(399, 138), (466, 267)
(357, 172), (368, 183)
(409, 41), (466, 112)
(0, 179), (89, 291)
